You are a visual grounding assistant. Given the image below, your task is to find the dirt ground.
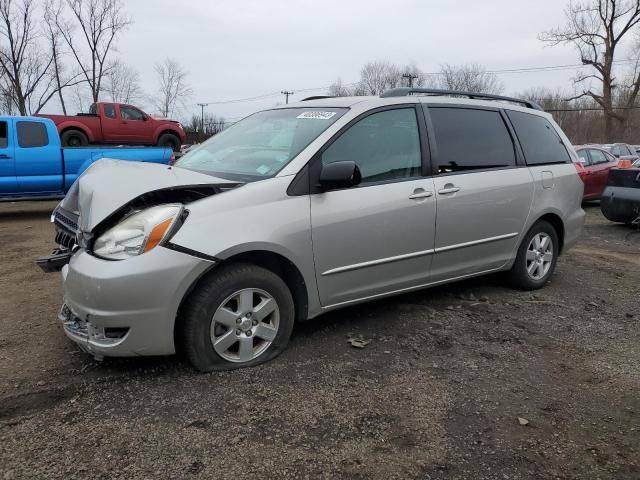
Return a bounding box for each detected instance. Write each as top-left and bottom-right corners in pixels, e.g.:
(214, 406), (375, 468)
(0, 200), (638, 480)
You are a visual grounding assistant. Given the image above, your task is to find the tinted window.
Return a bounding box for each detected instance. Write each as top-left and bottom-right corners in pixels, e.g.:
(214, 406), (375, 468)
(121, 106), (145, 121)
(589, 149), (609, 165)
(430, 107), (516, 173)
(17, 121), (48, 148)
(0, 122), (7, 148)
(507, 110), (571, 165)
(104, 104), (116, 118)
(322, 108), (422, 183)
(577, 149), (591, 166)
(89, 103), (97, 115)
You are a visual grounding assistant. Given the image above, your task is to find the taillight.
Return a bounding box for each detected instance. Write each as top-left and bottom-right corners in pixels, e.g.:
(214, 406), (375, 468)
(169, 153), (176, 165)
(573, 161), (586, 181)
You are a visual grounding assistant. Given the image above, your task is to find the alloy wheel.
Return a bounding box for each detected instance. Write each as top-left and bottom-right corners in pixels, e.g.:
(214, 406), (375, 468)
(210, 288), (280, 363)
(526, 233), (553, 280)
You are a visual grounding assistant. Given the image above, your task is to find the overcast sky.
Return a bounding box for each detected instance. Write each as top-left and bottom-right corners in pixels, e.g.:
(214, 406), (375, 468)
(91, 0), (595, 121)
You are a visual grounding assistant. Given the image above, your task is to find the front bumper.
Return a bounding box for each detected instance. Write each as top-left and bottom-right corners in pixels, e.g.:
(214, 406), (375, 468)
(60, 246), (213, 358)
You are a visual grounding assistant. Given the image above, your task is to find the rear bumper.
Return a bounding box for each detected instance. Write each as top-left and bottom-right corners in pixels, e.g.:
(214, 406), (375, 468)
(60, 246), (212, 358)
(601, 186), (640, 223)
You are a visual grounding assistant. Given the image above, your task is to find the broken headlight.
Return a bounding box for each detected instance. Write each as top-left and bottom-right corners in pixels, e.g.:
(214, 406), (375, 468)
(93, 204), (183, 260)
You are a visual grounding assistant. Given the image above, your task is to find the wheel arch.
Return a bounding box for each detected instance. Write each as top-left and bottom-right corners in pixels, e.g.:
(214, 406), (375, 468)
(535, 212), (565, 255)
(59, 123), (94, 143)
(154, 127), (182, 144)
(173, 249), (310, 353)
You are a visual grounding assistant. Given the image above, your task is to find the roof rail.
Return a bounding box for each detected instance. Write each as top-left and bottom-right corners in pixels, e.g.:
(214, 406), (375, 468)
(301, 95), (335, 102)
(380, 88), (543, 111)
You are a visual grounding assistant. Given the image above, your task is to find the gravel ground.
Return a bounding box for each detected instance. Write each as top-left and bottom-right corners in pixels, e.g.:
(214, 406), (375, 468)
(0, 200), (638, 480)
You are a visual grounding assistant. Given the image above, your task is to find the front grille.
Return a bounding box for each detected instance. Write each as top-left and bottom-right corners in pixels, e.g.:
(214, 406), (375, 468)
(53, 208), (79, 250)
(54, 209), (79, 232)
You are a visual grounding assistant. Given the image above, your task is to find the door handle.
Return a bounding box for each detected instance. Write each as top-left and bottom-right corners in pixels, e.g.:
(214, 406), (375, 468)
(438, 186), (461, 195)
(0, 154), (11, 159)
(409, 190), (433, 200)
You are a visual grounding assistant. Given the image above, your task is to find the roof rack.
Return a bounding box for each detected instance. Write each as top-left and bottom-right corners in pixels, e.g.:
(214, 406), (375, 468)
(301, 95), (335, 102)
(380, 88), (543, 111)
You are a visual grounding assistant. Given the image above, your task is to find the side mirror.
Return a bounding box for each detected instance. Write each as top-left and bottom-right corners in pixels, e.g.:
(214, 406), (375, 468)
(319, 161), (362, 190)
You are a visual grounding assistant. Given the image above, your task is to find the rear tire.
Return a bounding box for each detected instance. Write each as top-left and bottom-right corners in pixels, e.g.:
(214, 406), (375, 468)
(157, 133), (181, 152)
(508, 220), (559, 290)
(61, 129), (89, 147)
(180, 263), (295, 372)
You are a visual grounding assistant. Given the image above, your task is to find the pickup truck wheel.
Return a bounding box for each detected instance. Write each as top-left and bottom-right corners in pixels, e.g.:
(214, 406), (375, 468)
(61, 129), (89, 147)
(157, 133), (180, 152)
(180, 263), (295, 372)
(508, 220), (559, 290)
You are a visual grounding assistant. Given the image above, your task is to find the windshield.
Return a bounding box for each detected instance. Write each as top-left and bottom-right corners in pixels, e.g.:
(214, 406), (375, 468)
(175, 107), (347, 181)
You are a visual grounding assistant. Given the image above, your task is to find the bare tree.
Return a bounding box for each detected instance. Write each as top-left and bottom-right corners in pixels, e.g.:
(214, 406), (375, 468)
(187, 112), (226, 140)
(437, 63), (503, 94)
(152, 57), (192, 117)
(105, 59), (141, 103)
(357, 61), (401, 95)
(43, 0), (76, 115)
(327, 77), (352, 96)
(54, 0), (130, 103)
(0, 0), (55, 115)
(540, 0), (640, 141)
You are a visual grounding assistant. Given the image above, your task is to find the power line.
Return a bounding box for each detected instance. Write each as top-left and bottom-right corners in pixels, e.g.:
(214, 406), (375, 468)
(193, 60), (638, 108)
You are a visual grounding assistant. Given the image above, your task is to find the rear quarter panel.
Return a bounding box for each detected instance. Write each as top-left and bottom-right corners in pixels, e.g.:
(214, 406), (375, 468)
(525, 163), (585, 254)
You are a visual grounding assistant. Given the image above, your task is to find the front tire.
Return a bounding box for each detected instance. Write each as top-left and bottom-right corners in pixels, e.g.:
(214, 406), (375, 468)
(508, 220), (559, 290)
(180, 263), (295, 372)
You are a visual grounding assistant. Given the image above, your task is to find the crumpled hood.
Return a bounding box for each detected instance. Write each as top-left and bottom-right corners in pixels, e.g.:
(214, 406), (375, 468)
(60, 159), (237, 231)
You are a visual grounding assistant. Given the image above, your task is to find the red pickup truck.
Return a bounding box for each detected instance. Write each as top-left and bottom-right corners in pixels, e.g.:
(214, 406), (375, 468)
(38, 102), (186, 151)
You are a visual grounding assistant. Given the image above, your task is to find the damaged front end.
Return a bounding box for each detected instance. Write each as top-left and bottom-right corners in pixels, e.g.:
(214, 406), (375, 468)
(35, 207), (80, 272)
(36, 159), (242, 273)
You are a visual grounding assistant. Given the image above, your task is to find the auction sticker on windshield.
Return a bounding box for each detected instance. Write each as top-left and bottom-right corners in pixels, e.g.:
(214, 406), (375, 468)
(296, 111), (337, 120)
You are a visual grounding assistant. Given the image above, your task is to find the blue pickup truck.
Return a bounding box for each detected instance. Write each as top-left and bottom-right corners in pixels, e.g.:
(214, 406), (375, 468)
(0, 116), (173, 201)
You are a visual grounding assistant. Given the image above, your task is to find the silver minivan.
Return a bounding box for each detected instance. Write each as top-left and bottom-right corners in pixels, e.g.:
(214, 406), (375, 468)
(39, 88), (585, 371)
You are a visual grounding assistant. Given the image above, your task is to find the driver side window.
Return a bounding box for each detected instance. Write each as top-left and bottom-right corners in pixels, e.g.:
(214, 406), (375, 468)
(121, 106), (145, 121)
(321, 108), (422, 184)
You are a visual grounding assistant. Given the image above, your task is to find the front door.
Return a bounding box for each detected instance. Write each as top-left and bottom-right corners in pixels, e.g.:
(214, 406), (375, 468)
(118, 104), (153, 144)
(0, 119), (16, 195)
(310, 106), (437, 307)
(425, 106), (533, 282)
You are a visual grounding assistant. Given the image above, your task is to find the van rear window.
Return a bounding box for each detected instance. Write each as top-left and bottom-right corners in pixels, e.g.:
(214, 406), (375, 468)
(506, 110), (571, 165)
(17, 121), (49, 148)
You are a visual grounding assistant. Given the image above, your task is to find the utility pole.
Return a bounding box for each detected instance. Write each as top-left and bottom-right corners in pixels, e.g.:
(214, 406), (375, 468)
(197, 103), (208, 140)
(402, 73), (419, 88)
(281, 90), (294, 104)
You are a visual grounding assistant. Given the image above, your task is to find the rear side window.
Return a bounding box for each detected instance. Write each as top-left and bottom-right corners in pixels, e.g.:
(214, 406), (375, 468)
(103, 104), (116, 118)
(507, 110), (571, 165)
(589, 149), (609, 165)
(17, 121), (48, 148)
(0, 121), (7, 148)
(429, 107), (516, 174)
